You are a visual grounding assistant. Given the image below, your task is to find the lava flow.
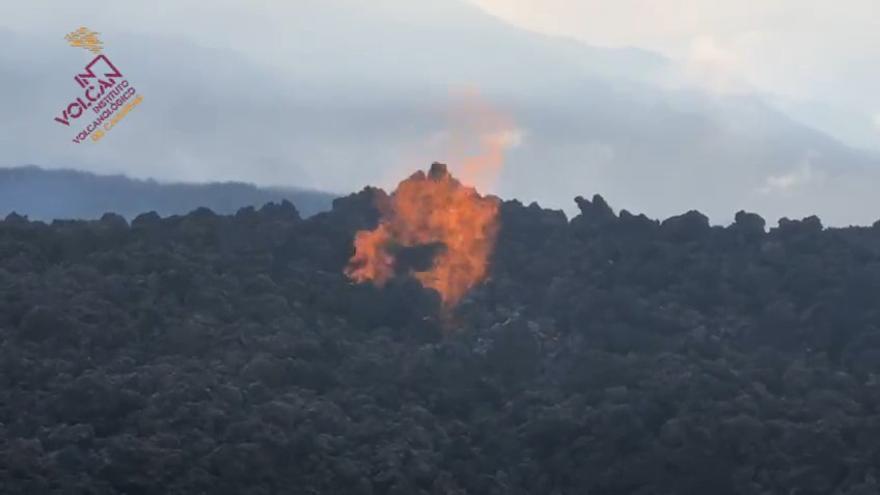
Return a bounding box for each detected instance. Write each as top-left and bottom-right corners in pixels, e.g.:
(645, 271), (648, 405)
(345, 163), (500, 307)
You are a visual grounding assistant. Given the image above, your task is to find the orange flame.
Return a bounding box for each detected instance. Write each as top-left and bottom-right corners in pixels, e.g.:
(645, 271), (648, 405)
(448, 88), (518, 192)
(346, 163), (500, 307)
(347, 90), (517, 308)
(379, 87), (520, 196)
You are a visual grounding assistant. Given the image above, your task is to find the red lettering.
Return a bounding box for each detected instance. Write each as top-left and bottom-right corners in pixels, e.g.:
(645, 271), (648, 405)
(75, 54), (122, 88)
(54, 110), (70, 126)
(85, 86), (100, 102)
(68, 102), (83, 119)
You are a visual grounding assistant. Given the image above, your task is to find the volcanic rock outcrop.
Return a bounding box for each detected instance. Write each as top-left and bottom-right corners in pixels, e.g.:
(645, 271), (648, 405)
(2, 167), (880, 494)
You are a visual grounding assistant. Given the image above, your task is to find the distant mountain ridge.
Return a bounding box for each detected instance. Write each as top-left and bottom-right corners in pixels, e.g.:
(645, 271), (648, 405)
(0, 166), (336, 221)
(3, 1), (880, 224)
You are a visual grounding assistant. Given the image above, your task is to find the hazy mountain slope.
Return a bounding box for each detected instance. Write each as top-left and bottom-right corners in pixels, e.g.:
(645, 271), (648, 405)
(2, 0), (879, 224)
(0, 166), (335, 221)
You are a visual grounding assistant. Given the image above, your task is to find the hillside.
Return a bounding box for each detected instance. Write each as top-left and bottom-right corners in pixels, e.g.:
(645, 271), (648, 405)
(0, 166), (335, 221)
(2, 166), (880, 493)
(5, 0), (880, 224)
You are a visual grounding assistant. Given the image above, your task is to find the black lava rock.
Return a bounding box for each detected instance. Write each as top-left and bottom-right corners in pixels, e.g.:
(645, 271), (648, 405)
(1, 188), (879, 494)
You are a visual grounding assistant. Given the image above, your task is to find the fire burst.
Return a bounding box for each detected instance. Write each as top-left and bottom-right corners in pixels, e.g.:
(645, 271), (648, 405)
(345, 163), (500, 308)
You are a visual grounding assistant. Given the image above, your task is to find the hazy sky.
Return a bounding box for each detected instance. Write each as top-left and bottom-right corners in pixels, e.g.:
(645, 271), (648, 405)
(1, 0), (879, 225)
(470, 0), (880, 150)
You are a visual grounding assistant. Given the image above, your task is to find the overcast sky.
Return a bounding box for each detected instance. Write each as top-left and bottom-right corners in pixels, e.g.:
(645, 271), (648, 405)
(470, 0), (880, 151)
(1, 0), (879, 225)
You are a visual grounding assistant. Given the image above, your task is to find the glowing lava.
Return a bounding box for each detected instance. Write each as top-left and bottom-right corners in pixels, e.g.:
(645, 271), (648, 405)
(345, 163), (500, 307)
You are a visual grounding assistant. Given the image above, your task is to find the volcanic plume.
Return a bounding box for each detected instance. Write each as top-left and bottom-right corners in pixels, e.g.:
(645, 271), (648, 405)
(345, 163), (500, 307)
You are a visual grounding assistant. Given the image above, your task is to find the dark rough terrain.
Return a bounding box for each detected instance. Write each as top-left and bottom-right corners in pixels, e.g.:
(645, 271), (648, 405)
(2, 184), (880, 494)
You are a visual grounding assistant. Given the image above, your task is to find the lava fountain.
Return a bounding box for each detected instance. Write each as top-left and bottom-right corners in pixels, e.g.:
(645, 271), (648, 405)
(345, 162), (500, 307)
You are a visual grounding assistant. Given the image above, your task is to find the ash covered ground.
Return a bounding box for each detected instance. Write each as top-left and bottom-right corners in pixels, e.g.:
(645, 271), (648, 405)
(2, 167), (880, 494)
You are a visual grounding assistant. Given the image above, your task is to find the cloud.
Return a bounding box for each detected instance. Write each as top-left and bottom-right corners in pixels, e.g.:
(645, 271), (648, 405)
(684, 35), (748, 94)
(758, 154), (822, 196)
(2, 1), (880, 227)
(467, 0), (880, 151)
